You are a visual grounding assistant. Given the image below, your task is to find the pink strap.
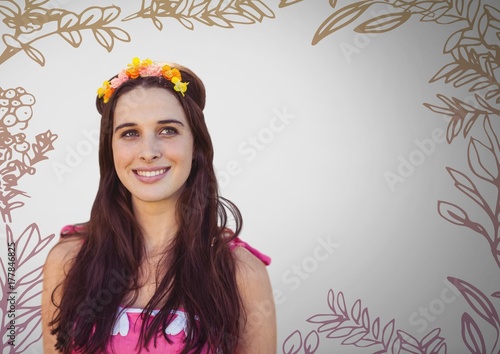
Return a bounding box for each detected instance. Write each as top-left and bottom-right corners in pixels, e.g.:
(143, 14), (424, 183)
(229, 237), (271, 266)
(60, 224), (86, 237)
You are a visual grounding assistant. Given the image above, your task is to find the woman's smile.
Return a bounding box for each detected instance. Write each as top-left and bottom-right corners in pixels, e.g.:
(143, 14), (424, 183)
(133, 167), (171, 183)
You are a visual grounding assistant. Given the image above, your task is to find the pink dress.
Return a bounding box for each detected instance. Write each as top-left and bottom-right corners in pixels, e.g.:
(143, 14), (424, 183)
(59, 226), (271, 354)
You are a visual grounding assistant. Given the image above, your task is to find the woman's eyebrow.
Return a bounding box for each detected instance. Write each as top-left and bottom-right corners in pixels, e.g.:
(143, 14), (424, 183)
(157, 119), (185, 126)
(114, 122), (137, 133)
(114, 119), (185, 133)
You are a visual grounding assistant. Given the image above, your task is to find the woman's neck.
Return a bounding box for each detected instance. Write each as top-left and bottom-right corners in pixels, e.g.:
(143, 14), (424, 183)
(132, 198), (178, 255)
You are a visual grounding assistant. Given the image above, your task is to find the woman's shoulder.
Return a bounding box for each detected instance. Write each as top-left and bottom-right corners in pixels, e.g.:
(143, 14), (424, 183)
(230, 237), (271, 286)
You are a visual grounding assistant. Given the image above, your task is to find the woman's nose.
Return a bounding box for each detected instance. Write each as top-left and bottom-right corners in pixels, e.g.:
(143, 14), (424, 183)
(138, 135), (161, 162)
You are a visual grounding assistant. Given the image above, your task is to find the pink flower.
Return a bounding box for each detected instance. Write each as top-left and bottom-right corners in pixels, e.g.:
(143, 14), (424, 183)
(140, 64), (162, 77)
(110, 70), (129, 88)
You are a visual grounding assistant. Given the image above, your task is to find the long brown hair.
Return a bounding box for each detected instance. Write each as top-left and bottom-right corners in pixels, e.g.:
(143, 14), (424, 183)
(50, 65), (243, 353)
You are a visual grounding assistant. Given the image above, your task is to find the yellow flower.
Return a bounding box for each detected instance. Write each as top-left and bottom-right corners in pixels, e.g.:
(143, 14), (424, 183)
(172, 77), (188, 96)
(97, 81), (110, 98)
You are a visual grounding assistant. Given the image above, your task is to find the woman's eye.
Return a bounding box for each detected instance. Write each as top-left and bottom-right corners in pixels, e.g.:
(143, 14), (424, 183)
(161, 127), (178, 135)
(122, 130), (138, 138)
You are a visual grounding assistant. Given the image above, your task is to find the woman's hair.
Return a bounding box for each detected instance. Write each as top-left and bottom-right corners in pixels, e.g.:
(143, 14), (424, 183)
(50, 64), (243, 353)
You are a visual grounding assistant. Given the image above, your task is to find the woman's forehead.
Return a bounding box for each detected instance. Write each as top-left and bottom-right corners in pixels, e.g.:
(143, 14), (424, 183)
(113, 87), (187, 126)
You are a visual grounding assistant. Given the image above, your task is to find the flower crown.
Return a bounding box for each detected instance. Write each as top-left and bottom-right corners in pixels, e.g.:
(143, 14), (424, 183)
(97, 57), (189, 103)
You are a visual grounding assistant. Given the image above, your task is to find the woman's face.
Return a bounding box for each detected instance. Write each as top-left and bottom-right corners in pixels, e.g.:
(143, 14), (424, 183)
(112, 86), (194, 209)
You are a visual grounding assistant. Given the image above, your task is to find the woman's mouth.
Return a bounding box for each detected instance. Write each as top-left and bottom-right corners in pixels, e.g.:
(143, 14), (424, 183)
(134, 168), (169, 177)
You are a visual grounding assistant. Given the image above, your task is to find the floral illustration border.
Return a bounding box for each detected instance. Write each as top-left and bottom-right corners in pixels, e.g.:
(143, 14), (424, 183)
(0, 0), (499, 352)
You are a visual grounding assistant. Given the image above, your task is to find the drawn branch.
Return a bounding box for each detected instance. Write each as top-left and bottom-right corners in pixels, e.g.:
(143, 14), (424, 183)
(438, 116), (500, 267)
(122, 0), (274, 31)
(0, 223), (56, 353)
(448, 277), (500, 354)
(0, 3), (130, 66)
(0, 86), (58, 223)
(282, 289), (448, 353)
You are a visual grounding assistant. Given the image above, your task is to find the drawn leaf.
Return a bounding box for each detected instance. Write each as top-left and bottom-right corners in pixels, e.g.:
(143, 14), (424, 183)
(3, 34), (23, 49)
(108, 27), (131, 42)
(17, 265), (43, 287)
(447, 167), (483, 201)
(79, 7), (103, 26)
(361, 308), (369, 330)
(307, 314), (343, 332)
(59, 12), (79, 29)
(22, 44), (45, 66)
(351, 299), (361, 323)
(462, 313), (487, 354)
(422, 328), (440, 347)
(14, 315), (42, 352)
(448, 277), (499, 326)
(423, 102), (454, 115)
(437, 200), (468, 226)
(483, 115), (500, 154)
(0, 256), (6, 289)
(29, 0), (50, 5)
(430, 62), (462, 83)
(304, 330), (319, 353)
(466, 0), (480, 22)
(317, 320), (342, 332)
(336, 291), (348, 317)
(307, 314), (343, 324)
(17, 279), (43, 306)
(327, 326), (357, 338)
(382, 319), (395, 346)
(463, 111), (480, 137)
(278, 0), (304, 8)
(398, 330), (419, 346)
(446, 115), (464, 143)
(455, 0), (466, 16)
(207, 14), (232, 28)
(101, 5), (120, 24)
(0, 2), (21, 18)
(420, 4), (450, 22)
(454, 72), (483, 88)
(470, 78), (493, 92)
(492, 292), (500, 298)
(341, 328), (367, 345)
(176, 16), (195, 30)
(93, 28), (113, 52)
(354, 11), (411, 33)
(59, 30), (83, 47)
(435, 13), (463, 25)
(240, 1), (274, 21)
(221, 13), (254, 25)
(150, 15), (164, 30)
(372, 317), (380, 339)
(15, 223), (36, 266)
(327, 289), (335, 312)
(282, 330), (303, 354)
(468, 138), (498, 183)
(312, 1), (371, 45)
(355, 338), (378, 347)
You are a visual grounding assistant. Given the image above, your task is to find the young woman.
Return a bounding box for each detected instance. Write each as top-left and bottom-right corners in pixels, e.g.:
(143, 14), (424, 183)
(41, 58), (276, 353)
